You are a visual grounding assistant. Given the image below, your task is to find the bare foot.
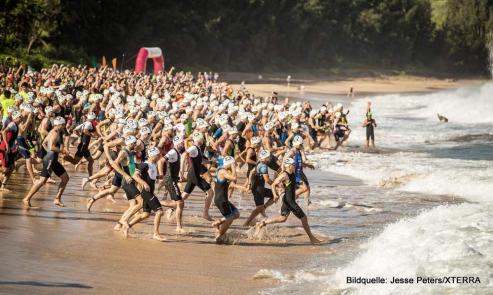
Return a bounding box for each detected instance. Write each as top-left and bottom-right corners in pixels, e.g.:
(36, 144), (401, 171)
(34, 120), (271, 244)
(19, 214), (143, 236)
(254, 220), (266, 236)
(212, 220), (221, 232)
(106, 194), (116, 203)
(202, 214), (213, 221)
(47, 178), (56, 184)
(215, 234), (225, 244)
(81, 178), (89, 190)
(1, 186), (10, 193)
(113, 223), (122, 231)
(153, 234), (166, 242)
(121, 223), (129, 239)
(86, 198), (94, 212)
(22, 198), (31, 208)
(175, 228), (187, 235)
(255, 220), (266, 229)
(54, 199), (65, 207)
(89, 182), (99, 191)
(310, 237), (324, 245)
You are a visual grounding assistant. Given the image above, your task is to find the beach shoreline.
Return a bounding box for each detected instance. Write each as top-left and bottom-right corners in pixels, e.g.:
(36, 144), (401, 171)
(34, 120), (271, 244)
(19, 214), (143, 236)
(229, 73), (486, 98)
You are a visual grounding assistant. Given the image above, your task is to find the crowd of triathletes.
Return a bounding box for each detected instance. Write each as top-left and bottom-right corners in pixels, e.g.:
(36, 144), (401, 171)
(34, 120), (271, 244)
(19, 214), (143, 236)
(0, 64), (360, 244)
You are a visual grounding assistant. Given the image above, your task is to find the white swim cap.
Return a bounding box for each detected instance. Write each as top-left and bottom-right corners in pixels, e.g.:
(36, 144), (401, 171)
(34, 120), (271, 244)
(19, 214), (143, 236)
(259, 149), (271, 160)
(125, 135), (137, 145)
(278, 111), (288, 121)
(293, 135), (303, 146)
(283, 158), (295, 166)
(197, 120), (209, 129)
(11, 111), (22, 120)
(292, 110), (301, 117)
(147, 111), (156, 119)
(7, 106), (17, 113)
(107, 108), (116, 118)
(228, 126), (238, 135)
(122, 125), (134, 134)
(264, 121), (275, 131)
(138, 118), (148, 127)
(53, 116), (66, 126)
(140, 126), (151, 135)
(173, 135), (183, 145)
(163, 123), (173, 131)
(163, 117), (172, 124)
(126, 120), (138, 130)
(251, 136), (262, 145)
(115, 110), (124, 119)
(147, 146), (160, 158)
(193, 132), (204, 142)
(222, 156), (235, 167)
(87, 112), (96, 120)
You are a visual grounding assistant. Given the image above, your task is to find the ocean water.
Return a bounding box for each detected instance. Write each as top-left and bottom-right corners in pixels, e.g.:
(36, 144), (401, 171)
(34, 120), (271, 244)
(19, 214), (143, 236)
(259, 83), (493, 294)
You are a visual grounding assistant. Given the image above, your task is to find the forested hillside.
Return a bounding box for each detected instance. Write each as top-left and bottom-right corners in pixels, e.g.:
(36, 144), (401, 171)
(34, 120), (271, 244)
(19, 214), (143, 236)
(1, 0), (492, 74)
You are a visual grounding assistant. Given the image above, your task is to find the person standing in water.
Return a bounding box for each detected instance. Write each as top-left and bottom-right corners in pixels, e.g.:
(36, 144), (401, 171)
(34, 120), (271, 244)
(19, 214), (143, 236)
(243, 149), (275, 226)
(159, 136), (186, 234)
(121, 147), (166, 242)
(181, 132), (214, 221)
(23, 116), (69, 207)
(363, 101), (377, 148)
(110, 135), (143, 231)
(284, 135), (315, 206)
(256, 158), (322, 244)
(211, 156), (243, 243)
(347, 86), (355, 98)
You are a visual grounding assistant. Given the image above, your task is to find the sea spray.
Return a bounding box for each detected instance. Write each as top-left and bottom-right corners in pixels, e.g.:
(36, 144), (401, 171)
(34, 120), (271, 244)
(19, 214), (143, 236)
(333, 204), (492, 295)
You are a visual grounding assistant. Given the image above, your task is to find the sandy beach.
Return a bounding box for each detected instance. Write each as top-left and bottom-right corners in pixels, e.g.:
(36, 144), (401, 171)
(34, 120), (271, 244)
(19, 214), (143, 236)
(0, 156), (349, 295)
(229, 73), (485, 98)
(0, 75), (487, 295)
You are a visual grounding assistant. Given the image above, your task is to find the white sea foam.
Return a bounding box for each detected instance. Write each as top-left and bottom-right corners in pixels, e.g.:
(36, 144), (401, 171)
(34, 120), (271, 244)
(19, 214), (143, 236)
(318, 84), (493, 294)
(344, 83), (493, 150)
(332, 203), (493, 295)
(255, 269), (328, 285)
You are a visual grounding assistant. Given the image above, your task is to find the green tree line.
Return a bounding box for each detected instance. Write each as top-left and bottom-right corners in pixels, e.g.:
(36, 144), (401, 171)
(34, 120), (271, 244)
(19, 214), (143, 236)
(1, 0), (493, 74)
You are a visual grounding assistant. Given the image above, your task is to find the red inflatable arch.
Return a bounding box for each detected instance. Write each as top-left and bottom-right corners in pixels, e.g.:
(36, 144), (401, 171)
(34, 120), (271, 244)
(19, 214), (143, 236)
(134, 47), (165, 74)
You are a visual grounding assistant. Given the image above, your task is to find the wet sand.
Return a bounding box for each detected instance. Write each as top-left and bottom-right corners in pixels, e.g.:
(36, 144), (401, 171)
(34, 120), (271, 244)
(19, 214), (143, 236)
(0, 159), (348, 295)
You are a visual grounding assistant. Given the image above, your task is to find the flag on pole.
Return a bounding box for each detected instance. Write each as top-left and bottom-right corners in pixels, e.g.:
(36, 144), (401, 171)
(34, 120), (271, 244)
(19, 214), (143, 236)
(90, 56), (97, 68)
(111, 58), (117, 70)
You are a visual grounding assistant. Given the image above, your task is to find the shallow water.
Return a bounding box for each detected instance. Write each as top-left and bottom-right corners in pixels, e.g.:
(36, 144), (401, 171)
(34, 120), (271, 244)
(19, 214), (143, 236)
(278, 89), (349, 108)
(260, 83), (493, 294)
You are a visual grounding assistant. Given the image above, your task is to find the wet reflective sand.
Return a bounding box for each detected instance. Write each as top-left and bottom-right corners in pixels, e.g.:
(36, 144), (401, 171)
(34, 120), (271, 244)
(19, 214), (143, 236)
(0, 163), (338, 295)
